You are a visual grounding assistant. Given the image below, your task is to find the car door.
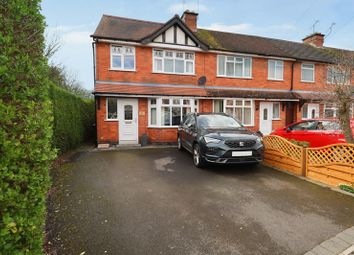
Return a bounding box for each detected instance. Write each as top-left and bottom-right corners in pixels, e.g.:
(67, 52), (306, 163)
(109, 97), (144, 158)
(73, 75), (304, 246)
(320, 120), (343, 146)
(287, 120), (318, 146)
(183, 115), (196, 152)
(179, 115), (191, 147)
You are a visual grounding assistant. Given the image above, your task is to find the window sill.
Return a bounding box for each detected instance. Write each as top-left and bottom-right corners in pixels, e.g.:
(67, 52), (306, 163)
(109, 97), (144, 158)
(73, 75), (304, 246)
(267, 78), (284, 81)
(148, 126), (179, 129)
(217, 75), (253, 80)
(272, 118), (281, 121)
(300, 80), (315, 83)
(105, 119), (119, 122)
(109, 68), (136, 72)
(152, 71), (196, 76)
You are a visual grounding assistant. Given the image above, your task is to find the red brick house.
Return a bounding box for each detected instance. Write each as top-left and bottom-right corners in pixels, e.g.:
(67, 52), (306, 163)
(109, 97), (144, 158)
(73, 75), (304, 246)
(91, 11), (353, 145)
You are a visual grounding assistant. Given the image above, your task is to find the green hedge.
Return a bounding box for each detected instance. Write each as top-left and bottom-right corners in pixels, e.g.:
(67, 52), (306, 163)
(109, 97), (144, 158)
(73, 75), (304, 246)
(0, 1), (56, 254)
(49, 84), (95, 154)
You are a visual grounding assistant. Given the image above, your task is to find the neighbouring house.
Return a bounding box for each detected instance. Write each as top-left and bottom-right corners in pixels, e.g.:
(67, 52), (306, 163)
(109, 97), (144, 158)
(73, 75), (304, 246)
(91, 10), (354, 145)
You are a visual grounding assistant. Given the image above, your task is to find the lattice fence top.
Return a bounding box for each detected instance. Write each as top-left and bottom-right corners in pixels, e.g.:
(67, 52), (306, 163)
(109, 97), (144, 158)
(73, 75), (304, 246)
(307, 144), (354, 166)
(263, 135), (302, 161)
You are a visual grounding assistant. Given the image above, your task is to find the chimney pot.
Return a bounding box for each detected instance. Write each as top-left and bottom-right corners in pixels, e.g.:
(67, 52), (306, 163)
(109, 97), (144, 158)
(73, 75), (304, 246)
(181, 10), (198, 32)
(302, 32), (325, 47)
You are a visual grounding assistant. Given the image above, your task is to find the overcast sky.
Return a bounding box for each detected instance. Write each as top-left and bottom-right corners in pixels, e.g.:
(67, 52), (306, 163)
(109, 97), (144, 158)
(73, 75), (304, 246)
(41, 0), (354, 90)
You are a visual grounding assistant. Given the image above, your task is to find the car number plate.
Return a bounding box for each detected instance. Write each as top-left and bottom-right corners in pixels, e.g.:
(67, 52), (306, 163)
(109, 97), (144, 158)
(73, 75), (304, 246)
(232, 151), (252, 157)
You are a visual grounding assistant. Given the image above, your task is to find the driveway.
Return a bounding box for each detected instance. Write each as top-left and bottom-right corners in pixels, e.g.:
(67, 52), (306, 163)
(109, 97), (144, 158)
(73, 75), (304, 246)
(46, 147), (354, 255)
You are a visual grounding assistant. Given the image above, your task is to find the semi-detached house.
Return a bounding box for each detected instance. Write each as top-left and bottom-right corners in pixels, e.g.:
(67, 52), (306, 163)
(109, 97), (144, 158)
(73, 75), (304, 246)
(91, 10), (354, 145)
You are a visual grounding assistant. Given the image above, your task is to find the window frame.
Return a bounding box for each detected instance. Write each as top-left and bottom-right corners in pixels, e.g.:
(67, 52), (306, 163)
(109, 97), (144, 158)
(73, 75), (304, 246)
(217, 55), (252, 79)
(272, 102), (281, 120)
(148, 98), (198, 127)
(324, 103), (337, 118)
(152, 49), (195, 75)
(301, 63), (315, 83)
(327, 66), (351, 85)
(106, 97), (118, 121)
(222, 99), (254, 126)
(110, 45), (136, 71)
(268, 60), (284, 81)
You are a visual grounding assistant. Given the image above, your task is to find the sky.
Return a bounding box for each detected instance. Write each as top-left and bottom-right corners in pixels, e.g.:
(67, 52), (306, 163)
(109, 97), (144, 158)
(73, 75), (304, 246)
(41, 0), (354, 90)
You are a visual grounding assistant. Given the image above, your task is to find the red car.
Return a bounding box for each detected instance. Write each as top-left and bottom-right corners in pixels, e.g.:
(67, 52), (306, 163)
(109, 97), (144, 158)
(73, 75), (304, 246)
(271, 119), (354, 147)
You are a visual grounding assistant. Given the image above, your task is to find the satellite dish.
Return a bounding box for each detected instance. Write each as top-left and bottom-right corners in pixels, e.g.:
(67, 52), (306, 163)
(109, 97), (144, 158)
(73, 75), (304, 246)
(198, 76), (207, 85)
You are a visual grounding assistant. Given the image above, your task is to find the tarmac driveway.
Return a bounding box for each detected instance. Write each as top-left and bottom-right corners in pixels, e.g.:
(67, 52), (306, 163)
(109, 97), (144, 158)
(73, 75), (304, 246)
(46, 147), (354, 255)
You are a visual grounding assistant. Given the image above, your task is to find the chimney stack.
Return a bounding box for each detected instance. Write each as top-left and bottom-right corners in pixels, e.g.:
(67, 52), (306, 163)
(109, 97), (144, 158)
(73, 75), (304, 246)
(181, 10), (198, 32)
(302, 32), (325, 47)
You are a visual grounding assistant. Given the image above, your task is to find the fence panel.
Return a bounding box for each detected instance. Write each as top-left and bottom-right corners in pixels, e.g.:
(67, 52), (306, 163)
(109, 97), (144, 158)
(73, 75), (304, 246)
(306, 144), (354, 187)
(263, 135), (305, 176)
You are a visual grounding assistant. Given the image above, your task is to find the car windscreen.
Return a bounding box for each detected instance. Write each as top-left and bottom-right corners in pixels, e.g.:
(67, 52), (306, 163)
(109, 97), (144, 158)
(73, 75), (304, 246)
(197, 115), (242, 129)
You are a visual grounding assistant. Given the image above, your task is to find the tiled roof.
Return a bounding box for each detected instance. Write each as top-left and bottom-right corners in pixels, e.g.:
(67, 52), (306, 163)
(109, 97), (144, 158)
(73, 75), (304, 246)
(94, 83), (300, 100)
(91, 14), (352, 63)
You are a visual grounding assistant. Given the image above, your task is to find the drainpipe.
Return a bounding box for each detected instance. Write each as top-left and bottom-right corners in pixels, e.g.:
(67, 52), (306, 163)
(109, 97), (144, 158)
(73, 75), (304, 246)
(92, 40), (97, 146)
(290, 61), (295, 91)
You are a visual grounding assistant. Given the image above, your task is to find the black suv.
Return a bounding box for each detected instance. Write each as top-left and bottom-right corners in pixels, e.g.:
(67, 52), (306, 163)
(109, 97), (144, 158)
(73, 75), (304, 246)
(177, 113), (264, 167)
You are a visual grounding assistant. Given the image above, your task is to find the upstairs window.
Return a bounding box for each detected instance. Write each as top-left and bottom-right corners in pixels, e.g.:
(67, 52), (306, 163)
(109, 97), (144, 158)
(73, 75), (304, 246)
(153, 49), (194, 74)
(111, 45), (135, 71)
(268, 60), (284, 80)
(217, 55), (252, 78)
(301, 63), (315, 82)
(327, 66), (351, 85)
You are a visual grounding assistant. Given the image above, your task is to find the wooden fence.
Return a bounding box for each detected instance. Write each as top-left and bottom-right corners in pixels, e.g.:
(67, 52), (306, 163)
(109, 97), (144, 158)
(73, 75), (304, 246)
(263, 135), (305, 176)
(263, 135), (354, 188)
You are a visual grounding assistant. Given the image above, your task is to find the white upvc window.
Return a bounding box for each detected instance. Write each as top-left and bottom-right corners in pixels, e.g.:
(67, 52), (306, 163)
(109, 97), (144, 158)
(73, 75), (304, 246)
(324, 103), (337, 118)
(223, 99), (254, 126)
(148, 98), (198, 127)
(106, 98), (118, 120)
(152, 49), (194, 75)
(327, 66), (351, 85)
(272, 102), (281, 119)
(217, 55), (252, 78)
(301, 63), (315, 82)
(110, 45), (135, 71)
(268, 60), (284, 80)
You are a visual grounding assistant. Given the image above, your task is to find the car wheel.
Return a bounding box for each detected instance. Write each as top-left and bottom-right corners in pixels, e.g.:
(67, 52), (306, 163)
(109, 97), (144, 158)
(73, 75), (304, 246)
(177, 136), (183, 151)
(193, 144), (205, 168)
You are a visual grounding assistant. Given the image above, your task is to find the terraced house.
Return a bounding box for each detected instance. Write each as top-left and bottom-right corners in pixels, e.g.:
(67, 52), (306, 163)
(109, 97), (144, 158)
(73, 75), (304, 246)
(91, 10), (353, 145)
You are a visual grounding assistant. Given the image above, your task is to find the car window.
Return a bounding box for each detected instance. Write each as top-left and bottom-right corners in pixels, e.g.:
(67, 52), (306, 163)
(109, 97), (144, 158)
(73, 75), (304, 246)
(321, 121), (341, 130)
(183, 114), (195, 127)
(197, 115), (242, 129)
(290, 121), (317, 131)
(182, 115), (192, 125)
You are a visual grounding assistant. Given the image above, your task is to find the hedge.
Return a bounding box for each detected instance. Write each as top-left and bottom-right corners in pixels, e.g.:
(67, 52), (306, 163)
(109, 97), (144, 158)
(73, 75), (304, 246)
(0, 0), (56, 254)
(49, 85), (95, 154)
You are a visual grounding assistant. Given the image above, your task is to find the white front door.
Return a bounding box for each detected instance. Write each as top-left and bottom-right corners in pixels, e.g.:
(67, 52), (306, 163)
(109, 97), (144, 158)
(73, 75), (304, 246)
(259, 102), (273, 135)
(308, 103), (319, 119)
(118, 99), (138, 144)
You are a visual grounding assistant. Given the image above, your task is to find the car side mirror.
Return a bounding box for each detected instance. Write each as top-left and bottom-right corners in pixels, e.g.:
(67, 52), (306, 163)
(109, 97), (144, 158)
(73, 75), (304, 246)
(286, 127), (291, 133)
(187, 123), (195, 130)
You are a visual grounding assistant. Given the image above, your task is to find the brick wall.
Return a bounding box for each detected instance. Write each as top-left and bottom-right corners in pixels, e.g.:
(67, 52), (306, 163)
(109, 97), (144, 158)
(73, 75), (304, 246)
(96, 96), (118, 143)
(96, 43), (328, 92)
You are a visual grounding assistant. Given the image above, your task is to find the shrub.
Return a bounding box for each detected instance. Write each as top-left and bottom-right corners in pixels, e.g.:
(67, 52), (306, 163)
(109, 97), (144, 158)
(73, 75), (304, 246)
(49, 85), (95, 154)
(339, 184), (354, 194)
(0, 1), (56, 254)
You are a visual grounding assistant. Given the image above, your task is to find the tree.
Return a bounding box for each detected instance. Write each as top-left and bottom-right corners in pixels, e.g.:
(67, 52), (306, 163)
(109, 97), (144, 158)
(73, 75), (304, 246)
(325, 49), (354, 144)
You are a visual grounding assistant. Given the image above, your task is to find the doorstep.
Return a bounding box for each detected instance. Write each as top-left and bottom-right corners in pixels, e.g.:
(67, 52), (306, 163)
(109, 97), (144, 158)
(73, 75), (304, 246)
(95, 143), (177, 151)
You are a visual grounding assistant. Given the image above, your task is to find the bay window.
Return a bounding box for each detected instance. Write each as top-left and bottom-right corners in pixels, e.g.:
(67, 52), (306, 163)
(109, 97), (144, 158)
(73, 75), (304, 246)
(301, 63), (315, 82)
(213, 99), (254, 126)
(149, 98), (198, 127)
(111, 45), (135, 70)
(217, 55), (252, 78)
(268, 60), (284, 80)
(153, 49), (194, 74)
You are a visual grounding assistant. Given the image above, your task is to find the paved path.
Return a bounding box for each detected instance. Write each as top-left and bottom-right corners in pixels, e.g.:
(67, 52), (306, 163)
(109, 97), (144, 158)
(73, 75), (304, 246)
(305, 226), (354, 255)
(46, 148), (354, 255)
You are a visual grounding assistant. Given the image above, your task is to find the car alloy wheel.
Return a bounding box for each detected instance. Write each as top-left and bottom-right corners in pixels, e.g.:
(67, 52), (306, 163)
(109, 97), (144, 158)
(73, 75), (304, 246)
(177, 136), (183, 150)
(193, 144), (204, 167)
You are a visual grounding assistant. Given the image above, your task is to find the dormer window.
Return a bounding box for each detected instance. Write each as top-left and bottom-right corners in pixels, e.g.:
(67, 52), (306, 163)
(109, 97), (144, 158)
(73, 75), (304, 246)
(153, 49), (195, 75)
(111, 45), (135, 71)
